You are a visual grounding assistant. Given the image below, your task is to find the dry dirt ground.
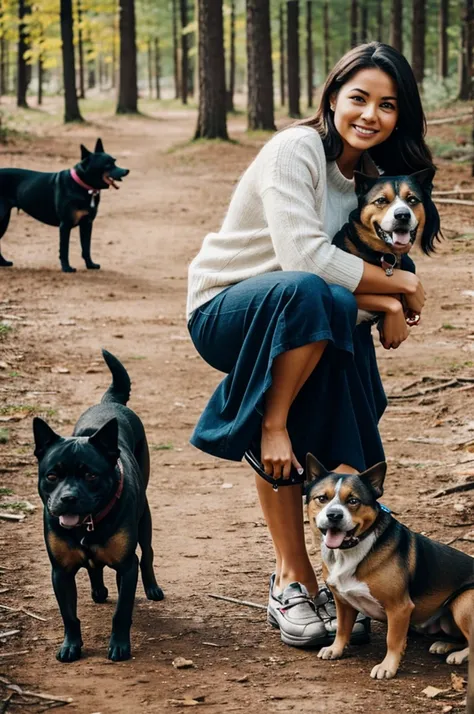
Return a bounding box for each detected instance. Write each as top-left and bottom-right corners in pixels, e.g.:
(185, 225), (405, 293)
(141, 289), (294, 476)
(0, 98), (473, 714)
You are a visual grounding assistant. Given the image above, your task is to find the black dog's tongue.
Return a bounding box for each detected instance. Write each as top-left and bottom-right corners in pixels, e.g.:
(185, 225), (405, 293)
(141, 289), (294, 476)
(59, 514), (81, 528)
(325, 528), (346, 549)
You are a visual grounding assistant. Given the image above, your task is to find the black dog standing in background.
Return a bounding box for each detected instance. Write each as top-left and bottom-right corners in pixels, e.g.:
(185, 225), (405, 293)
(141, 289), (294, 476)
(0, 138), (129, 272)
(33, 350), (163, 662)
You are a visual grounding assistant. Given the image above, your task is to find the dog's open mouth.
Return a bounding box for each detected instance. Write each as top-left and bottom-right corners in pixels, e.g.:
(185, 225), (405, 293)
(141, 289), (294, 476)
(58, 513), (81, 528)
(320, 526), (359, 549)
(374, 222), (417, 249)
(103, 174), (121, 189)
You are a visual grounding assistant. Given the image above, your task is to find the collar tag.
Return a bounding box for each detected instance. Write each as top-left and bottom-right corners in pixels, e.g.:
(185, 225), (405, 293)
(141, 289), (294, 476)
(380, 504), (391, 513)
(380, 253), (397, 276)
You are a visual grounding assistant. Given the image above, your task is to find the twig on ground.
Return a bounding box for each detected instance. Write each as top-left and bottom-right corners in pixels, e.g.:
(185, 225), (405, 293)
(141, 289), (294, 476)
(0, 513), (25, 523)
(0, 605), (47, 622)
(0, 650), (29, 658)
(389, 379), (460, 399)
(433, 482), (474, 498)
(0, 693), (12, 714)
(5, 685), (73, 704)
(0, 630), (20, 639)
(208, 593), (267, 610)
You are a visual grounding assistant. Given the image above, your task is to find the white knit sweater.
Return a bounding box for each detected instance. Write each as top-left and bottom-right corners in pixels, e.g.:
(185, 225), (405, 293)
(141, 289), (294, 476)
(187, 126), (365, 319)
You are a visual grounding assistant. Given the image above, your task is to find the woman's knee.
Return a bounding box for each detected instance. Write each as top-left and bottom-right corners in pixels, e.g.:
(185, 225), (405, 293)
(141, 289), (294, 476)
(279, 271), (332, 307)
(329, 284), (358, 323)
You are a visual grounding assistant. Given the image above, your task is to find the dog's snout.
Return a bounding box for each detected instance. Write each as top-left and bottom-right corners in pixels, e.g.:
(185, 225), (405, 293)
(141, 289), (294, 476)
(394, 208), (411, 222)
(327, 509), (344, 523)
(61, 493), (78, 505)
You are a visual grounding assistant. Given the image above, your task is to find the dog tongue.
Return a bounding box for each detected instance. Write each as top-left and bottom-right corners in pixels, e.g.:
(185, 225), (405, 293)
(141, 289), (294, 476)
(393, 230), (411, 246)
(325, 529), (346, 549)
(59, 514), (81, 528)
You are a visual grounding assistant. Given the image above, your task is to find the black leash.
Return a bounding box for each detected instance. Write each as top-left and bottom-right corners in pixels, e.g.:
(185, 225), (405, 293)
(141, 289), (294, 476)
(244, 450), (305, 491)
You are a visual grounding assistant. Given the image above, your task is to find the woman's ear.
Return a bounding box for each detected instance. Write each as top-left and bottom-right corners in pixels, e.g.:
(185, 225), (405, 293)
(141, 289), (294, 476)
(329, 91), (337, 112)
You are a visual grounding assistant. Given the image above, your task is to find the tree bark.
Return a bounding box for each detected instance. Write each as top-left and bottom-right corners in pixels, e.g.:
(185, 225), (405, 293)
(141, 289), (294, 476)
(116, 0), (138, 113)
(60, 0), (83, 121)
(350, 0), (358, 48)
(323, 0), (329, 75)
(287, 0), (300, 117)
(412, 0), (426, 86)
(0, 34), (6, 96)
(180, 0), (189, 103)
(154, 37), (161, 99)
(376, 0), (383, 42)
(390, 0), (402, 53)
(279, 3), (285, 106)
(247, 0), (275, 130)
(77, 0), (85, 99)
(306, 0), (313, 108)
(438, 0), (448, 79)
(226, 0), (236, 111)
(459, 0), (473, 100)
(172, 0), (180, 98)
(194, 0), (228, 139)
(17, 0), (29, 107)
(37, 55), (43, 105)
(360, 0), (368, 44)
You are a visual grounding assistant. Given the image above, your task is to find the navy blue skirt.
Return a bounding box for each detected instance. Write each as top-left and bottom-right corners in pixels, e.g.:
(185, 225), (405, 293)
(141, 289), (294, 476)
(188, 271), (387, 473)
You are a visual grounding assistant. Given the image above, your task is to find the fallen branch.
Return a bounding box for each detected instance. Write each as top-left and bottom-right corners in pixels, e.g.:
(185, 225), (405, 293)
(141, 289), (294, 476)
(0, 650), (28, 658)
(427, 112), (472, 125)
(0, 630), (20, 639)
(208, 593), (266, 610)
(5, 684), (72, 704)
(389, 379), (460, 400)
(0, 513), (25, 522)
(433, 481), (474, 498)
(0, 605), (47, 622)
(435, 198), (474, 207)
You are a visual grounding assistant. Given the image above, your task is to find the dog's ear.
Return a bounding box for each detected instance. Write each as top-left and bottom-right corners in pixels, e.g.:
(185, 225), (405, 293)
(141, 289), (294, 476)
(359, 461), (386, 499)
(33, 417), (61, 460)
(410, 168), (435, 194)
(94, 138), (104, 154)
(353, 171), (379, 197)
(80, 144), (91, 160)
(305, 453), (329, 482)
(88, 418), (120, 464)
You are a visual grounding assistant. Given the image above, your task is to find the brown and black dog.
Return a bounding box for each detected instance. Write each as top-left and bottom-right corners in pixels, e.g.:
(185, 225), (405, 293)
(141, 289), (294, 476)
(332, 169), (440, 324)
(305, 455), (474, 711)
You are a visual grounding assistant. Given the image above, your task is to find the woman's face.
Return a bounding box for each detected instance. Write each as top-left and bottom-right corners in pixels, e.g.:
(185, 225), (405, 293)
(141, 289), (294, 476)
(331, 68), (399, 154)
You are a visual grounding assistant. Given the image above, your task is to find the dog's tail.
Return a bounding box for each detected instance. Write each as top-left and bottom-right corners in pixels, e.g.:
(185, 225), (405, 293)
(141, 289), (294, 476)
(467, 624), (474, 714)
(101, 349), (131, 405)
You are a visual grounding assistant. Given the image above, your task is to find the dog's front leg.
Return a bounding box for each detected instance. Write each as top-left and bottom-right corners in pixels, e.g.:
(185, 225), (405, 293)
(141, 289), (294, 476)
(59, 223), (76, 273)
(80, 221), (100, 270)
(108, 554), (139, 661)
(371, 599), (414, 679)
(51, 566), (83, 662)
(318, 595), (357, 660)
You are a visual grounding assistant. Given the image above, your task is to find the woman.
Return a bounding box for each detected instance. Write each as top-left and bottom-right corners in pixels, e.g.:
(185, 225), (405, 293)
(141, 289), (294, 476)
(186, 42), (437, 648)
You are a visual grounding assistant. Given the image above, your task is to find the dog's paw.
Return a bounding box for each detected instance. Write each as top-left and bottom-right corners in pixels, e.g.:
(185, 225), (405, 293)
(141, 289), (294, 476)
(446, 646), (469, 665)
(108, 636), (131, 661)
(61, 264), (77, 273)
(370, 661), (398, 680)
(145, 584), (164, 601)
(0, 258), (13, 267)
(57, 641), (82, 663)
(85, 261), (100, 270)
(429, 640), (459, 655)
(318, 644), (344, 660)
(91, 586), (109, 603)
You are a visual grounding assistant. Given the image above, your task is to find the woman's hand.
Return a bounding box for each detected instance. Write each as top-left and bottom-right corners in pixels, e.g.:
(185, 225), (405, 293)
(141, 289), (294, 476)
(397, 271), (426, 315)
(261, 425), (303, 480)
(379, 301), (410, 349)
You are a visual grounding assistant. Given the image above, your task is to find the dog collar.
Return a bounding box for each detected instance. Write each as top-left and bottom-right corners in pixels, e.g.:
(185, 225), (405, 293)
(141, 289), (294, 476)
(81, 459), (124, 532)
(380, 253), (397, 276)
(70, 168), (100, 208)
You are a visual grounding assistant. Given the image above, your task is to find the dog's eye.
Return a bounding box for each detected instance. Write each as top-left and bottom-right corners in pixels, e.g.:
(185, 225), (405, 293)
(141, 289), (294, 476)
(374, 197), (388, 206)
(316, 495), (328, 503)
(85, 473), (97, 482)
(347, 497), (360, 506)
(47, 473), (58, 482)
(407, 196), (419, 205)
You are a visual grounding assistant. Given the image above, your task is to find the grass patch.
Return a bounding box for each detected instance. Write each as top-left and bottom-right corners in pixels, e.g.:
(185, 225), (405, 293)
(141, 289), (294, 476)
(0, 323), (13, 340)
(0, 404), (57, 417)
(0, 501), (31, 513)
(0, 487), (13, 496)
(0, 428), (9, 444)
(128, 355), (146, 360)
(151, 442), (174, 451)
(442, 323), (460, 330)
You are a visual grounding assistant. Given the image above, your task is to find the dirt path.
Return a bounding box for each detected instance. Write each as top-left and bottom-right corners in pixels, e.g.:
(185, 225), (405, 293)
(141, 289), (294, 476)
(0, 102), (473, 713)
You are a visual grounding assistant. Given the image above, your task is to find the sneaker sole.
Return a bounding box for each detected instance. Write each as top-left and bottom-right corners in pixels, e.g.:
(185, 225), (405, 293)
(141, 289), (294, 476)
(270, 611), (371, 647)
(267, 610), (334, 647)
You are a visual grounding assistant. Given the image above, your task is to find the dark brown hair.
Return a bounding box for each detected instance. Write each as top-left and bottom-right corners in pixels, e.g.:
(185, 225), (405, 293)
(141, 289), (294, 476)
(300, 42), (436, 176)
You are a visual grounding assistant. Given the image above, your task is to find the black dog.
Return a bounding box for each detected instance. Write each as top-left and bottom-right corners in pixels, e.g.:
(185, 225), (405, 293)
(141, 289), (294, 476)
(33, 350), (163, 662)
(0, 138), (129, 272)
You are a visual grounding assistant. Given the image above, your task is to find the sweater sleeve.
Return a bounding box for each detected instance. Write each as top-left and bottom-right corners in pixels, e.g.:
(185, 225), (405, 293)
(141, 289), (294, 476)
(259, 128), (364, 293)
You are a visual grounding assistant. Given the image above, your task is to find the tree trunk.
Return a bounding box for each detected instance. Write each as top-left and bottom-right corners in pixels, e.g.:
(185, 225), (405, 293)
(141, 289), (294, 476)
(194, 0), (228, 139)
(172, 0), (180, 98)
(412, 0), (426, 86)
(17, 0), (29, 107)
(116, 0), (138, 113)
(287, 0), (300, 118)
(306, 0), (313, 108)
(323, 0), (329, 75)
(77, 0), (85, 99)
(350, 0), (358, 48)
(279, 3), (285, 106)
(154, 37), (161, 99)
(390, 0), (402, 53)
(0, 35), (6, 96)
(180, 0), (189, 104)
(376, 0), (383, 42)
(438, 0), (448, 79)
(247, 0), (275, 130)
(226, 0), (236, 112)
(60, 0), (83, 121)
(37, 55), (43, 105)
(147, 40), (152, 97)
(459, 0), (473, 100)
(360, 0), (368, 44)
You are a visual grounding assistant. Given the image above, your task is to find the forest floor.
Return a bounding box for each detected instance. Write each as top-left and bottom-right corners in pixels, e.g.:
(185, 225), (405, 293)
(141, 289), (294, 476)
(0, 95), (473, 714)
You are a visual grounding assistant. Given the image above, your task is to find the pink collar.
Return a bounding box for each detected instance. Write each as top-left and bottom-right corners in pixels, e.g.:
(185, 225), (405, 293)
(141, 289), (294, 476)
(70, 168), (99, 195)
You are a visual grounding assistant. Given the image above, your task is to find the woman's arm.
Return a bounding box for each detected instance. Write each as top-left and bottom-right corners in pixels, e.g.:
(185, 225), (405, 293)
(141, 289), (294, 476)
(355, 262), (425, 314)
